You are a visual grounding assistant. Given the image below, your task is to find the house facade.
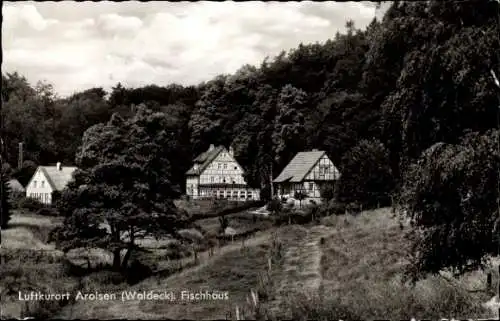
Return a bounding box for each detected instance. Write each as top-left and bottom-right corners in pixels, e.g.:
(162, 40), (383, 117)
(273, 150), (340, 204)
(26, 162), (77, 205)
(185, 144), (260, 201)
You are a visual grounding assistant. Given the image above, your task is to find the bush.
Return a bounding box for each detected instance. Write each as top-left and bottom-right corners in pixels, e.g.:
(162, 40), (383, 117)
(266, 198), (282, 214)
(36, 207), (60, 216)
(125, 259), (153, 285)
(320, 184), (336, 202)
(16, 197), (45, 212)
(328, 201), (347, 215)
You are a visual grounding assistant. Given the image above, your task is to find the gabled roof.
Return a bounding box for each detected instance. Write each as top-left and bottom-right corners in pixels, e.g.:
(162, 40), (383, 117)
(186, 145), (225, 176)
(7, 179), (25, 192)
(28, 166), (77, 191)
(273, 150), (331, 183)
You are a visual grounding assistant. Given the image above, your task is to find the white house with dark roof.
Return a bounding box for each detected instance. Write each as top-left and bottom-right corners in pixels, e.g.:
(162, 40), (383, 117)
(185, 144), (260, 201)
(26, 162), (77, 205)
(273, 149), (340, 204)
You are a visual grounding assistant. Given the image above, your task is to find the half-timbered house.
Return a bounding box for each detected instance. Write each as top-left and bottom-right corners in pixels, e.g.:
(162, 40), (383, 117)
(185, 144), (260, 201)
(273, 150), (340, 203)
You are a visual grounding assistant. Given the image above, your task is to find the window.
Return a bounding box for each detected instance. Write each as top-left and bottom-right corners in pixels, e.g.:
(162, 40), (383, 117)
(223, 163), (227, 169)
(41, 181), (45, 188)
(308, 183), (313, 191)
(210, 176), (214, 183)
(234, 166), (237, 170)
(222, 177), (226, 183)
(218, 163), (221, 169)
(33, 181), (37, 188)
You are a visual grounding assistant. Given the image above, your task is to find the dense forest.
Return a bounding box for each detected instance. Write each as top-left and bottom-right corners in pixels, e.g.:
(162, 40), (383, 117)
(1, 0), (499, 275)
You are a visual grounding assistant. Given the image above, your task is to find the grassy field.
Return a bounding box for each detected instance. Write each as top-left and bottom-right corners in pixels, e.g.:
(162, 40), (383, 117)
(2, 207), (497, 320)
(279, 208), (495, 320)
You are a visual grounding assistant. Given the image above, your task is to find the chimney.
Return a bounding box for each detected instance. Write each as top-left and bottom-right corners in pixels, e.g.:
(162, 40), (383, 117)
(56, 162), (61, 171)
(208, 144), (215, 151)
(312, 148), (318, 152)
(229, 146), (234, 155)
(18, 142), (23, 169)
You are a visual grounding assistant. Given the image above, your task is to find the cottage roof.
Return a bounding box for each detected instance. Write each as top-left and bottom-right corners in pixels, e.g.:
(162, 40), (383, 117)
(273, 150), (333, 183)
(7, 179), (25, 192)
(36, 166), (77, 191)
(185, 145), (225, 176)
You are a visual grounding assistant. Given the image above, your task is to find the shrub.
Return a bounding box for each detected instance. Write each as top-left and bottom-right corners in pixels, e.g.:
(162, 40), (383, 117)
(319, 184), (336, 202)
(266, 198), (282, 215)
(329, 201), (347, 215)
(36, 207), (60, 217)
(125, 259), (153, 285)
(16, 197), (45, 212)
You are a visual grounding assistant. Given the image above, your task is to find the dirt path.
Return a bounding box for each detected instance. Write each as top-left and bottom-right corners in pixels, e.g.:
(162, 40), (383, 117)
(268, 225), (336, 318)
(57, 231), (271, 320)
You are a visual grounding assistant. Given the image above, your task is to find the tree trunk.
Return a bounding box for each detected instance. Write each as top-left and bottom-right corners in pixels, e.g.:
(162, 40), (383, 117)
(270, 162), (274, 199)
(121, 247), (133, 270)
(112, 249), (121, 271)
(111, 226), (121, 271)
(121, 227), (135, 270)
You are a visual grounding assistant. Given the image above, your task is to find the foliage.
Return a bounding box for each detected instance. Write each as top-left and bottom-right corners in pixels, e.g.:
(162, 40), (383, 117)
(12, 160), (37, 187)
(400, 129), (500, 279)
(36, 207), (60, 217)
(16, 197), (45, 212)
(319, 184), (336, 202)
(338, 139), (394, 208)
(1, 173), (12, 228)
(55, 106), (189, 271)
(266, 198), (283, 215)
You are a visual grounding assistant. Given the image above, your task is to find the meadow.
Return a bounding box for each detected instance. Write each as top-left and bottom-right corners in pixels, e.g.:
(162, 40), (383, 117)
(1, 204), (496, 320)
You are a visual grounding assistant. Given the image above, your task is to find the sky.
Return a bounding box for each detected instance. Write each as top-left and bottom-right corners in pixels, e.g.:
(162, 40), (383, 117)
(2, 1), (383, 98)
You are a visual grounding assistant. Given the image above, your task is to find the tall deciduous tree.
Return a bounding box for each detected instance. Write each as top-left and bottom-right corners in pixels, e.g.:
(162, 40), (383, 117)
(400, 129), (500, 279)
(56, 106), (189, 271)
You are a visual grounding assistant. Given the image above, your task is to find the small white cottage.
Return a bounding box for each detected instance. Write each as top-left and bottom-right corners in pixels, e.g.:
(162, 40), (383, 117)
(25, 162), (77, 205)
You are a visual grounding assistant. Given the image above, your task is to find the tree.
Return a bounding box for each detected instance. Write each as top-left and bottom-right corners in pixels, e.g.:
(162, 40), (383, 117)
(338, 139), (394, 208)
(400, 130), (500, 280)
(272, 85), (308, 170)
(55, 106), (189, 271)
(12, 160), (37, 187)
(1, 173), (11, 229)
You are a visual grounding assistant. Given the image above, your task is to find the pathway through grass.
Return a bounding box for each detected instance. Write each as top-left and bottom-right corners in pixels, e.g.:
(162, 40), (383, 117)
(267, 224), (337, 319)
